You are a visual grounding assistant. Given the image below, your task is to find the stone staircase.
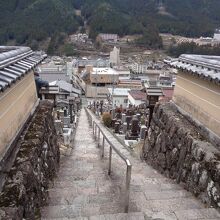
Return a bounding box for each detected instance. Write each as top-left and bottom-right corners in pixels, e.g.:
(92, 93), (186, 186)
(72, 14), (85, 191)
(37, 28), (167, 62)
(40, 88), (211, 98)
(41, 109), (220, 220)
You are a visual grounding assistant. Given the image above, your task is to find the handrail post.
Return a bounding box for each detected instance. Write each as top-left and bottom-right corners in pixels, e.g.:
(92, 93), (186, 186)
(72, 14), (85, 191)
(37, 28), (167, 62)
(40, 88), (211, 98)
(98, 127), (100, 148)
(102, 136), (105, 158)
(125, 163), (132, 213)
(108, 146), (112, 175)
(95, 124), (97, 140)
(93, 121), (95, 136)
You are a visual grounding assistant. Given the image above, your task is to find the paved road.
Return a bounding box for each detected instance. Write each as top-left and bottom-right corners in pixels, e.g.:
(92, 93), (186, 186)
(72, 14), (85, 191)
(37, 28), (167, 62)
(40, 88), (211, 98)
(41, 108), (220, 220)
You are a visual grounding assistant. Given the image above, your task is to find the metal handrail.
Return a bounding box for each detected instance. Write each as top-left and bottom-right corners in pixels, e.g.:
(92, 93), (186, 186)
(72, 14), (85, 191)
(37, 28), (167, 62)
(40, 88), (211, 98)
(85, 108), (132, 213)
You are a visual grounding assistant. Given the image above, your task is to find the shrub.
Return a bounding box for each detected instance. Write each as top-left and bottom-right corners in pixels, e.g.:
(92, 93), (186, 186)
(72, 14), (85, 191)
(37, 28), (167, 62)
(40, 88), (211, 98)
(102, 112), (112, 127)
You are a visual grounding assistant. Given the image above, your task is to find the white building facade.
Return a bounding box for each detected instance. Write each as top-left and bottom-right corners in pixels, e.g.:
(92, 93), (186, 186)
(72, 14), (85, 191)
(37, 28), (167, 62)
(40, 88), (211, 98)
(110, 46), (120, 66)
(108, 88), (130, 108)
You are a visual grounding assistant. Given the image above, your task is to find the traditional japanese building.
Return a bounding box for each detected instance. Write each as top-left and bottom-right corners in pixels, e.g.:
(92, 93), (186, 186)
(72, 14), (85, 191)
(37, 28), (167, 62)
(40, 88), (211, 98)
(0, 46), (46, 162)
(169, 54), (220, 137)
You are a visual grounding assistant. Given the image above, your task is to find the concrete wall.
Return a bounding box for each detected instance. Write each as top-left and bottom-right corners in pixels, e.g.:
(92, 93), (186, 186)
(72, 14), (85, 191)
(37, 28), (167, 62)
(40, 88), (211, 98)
(173, 71), (220, 137)
(0, 73), (38, 159)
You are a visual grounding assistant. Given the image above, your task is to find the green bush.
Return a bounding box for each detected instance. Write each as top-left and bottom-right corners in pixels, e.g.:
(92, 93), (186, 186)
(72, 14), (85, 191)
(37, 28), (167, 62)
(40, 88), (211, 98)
(102, 112), (112, 128)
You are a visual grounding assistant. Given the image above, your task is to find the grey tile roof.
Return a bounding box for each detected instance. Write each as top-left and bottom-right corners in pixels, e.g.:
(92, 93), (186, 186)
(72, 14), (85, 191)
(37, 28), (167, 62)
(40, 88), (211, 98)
(49, 80), (81, 95)
(168, 54), (220, 84)
(0, 46), (46, 92)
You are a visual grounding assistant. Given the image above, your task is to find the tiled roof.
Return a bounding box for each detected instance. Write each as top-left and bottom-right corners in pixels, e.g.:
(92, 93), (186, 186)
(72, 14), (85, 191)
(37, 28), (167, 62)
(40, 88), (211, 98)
(128, 90), (146, 101)
(146, 87), (163, 96)
(168, 54), (220, 84)
(0, 46), (46, 92)
(49, 80), (81, 95)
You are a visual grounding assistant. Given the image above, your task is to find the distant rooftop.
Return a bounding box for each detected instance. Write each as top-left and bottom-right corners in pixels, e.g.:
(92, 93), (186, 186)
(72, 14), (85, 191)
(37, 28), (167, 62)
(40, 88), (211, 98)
(108, 88), (130, 96)
(0, 46), (47, 92)
(75, 58), (110, 68)
(168, 54), (220, 84)
(91, 68), (119, 75)
(128, 90), (146, 101)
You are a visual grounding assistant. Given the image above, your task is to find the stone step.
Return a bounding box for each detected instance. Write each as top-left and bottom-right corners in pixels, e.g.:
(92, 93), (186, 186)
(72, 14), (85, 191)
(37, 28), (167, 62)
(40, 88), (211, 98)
(47, 190), (121, 207)
(174, 208), (220, 220)
(41, 203), (139, 219)
(89, 212), (146, 220)
(139, 197), (204, 213)
(143, 189), (192, 200)
(41, 212), (146, 220)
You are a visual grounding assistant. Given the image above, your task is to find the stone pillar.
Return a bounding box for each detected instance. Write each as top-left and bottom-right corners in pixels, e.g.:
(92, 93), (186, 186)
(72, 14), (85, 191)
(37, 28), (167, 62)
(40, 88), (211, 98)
(54, 120), (62, 134)
(59, 110), (64, 123)
(123, 122), (127, 134)
(112, 108), (115, 119)
(126, 116), (132, 130)
(122, 113), (126, 123)
(111, 119), (117, 128)
(64, 108), (67, 117)
(114, 122), (120, 133)
(136, 113), (141, 121)
(140, 125), (147, 140)
(63, 117), (71, 127)
(131, 116), (139, 137)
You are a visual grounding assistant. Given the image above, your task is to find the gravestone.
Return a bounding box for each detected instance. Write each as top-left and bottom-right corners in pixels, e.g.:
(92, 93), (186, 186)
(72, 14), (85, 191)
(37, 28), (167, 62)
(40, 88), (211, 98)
(59, 110), (64, 123)
(54, 120), (62, 134)
(140, 125), (147, 140)
(126, 116), (132, 130)
(64, 108), (68, 117)
(122, 113), (126, 123)
(123, 122), (127, 134)
(136, 113), (141, 121)
(63, 116), (71, 127)
(131, 116), (139, 137)
(111, 119), (117, 128)
(125, 116), (140, 140)
(116, 112), (122, 119)
(114, 122), (120, 133)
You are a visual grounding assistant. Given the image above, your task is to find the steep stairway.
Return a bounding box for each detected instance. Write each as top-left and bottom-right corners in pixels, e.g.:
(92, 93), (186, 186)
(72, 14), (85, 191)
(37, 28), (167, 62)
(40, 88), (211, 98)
(41, 109), (220, 220)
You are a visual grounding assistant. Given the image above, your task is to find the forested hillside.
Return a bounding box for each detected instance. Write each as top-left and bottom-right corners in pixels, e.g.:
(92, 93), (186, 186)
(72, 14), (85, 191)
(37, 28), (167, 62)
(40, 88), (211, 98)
(1, 0), (220, 48)
(0, 0), (83, 46)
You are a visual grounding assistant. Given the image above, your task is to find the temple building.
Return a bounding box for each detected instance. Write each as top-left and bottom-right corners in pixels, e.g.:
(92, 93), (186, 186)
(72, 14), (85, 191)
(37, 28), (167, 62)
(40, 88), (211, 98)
(169, 54), (220, 137)
(0, 46), (46, 162)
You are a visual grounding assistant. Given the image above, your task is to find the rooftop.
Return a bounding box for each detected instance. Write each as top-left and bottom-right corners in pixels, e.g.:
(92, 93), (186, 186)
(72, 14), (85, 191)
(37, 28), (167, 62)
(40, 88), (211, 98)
(0, 46), (46, 92)
(91, 68), (119, 75)
(128, 90), (146, 101)
(50, 80), (81, 95)
(108, 88), (130, 96)
(168, 54), (220, 84)
(146, 87), (164, 96)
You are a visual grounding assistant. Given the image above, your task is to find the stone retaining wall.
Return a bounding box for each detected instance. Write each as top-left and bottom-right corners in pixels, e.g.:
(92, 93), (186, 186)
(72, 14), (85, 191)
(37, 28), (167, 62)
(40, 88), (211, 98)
(0, 101), (60, 219)
(143, 102), (220, 208)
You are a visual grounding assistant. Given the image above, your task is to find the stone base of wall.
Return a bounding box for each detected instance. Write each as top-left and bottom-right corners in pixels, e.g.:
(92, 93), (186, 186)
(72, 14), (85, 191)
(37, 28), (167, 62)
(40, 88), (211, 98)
(0, 101), (60, 219)
(143, 102), (220, 208)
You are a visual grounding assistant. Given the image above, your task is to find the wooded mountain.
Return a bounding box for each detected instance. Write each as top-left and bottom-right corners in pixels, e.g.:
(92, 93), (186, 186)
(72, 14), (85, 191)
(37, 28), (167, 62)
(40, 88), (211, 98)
(1, 0), (220, 47)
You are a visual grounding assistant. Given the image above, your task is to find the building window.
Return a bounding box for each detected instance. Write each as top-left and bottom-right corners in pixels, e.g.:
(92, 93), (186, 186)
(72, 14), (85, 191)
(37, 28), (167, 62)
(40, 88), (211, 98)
(124, 99), (128, 103)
